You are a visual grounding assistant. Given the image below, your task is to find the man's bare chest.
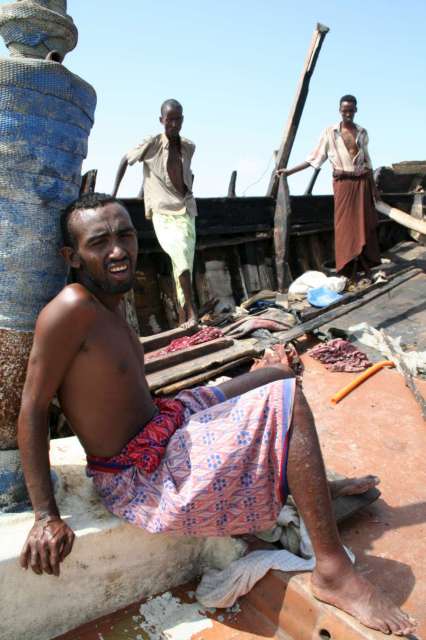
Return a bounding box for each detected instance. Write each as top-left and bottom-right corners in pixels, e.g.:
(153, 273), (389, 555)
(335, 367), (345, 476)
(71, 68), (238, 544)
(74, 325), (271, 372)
(340, 128), (359, 159)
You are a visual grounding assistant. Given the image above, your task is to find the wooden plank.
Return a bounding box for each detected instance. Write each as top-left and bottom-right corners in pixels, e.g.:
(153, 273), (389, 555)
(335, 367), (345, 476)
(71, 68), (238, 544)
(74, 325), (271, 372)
(266, 23), (330, 197)
(274, 174), (293, 291)
(299, 265), (416, 323)
(381, 331), (426, 420)
(227, 170), (237, 197)
(147, 339), (263, 391)
(154, 357), (253, 396)
(304, 167), (321, 195)
(144, 338), (234, 374)
(276, 267), (421, 343)
(140, 325), (199, 353)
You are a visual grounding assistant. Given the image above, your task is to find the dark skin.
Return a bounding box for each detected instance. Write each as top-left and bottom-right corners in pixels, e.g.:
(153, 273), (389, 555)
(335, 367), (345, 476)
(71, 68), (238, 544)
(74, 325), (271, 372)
(17, 203), (416, 634)
(111, 104), (197, 328)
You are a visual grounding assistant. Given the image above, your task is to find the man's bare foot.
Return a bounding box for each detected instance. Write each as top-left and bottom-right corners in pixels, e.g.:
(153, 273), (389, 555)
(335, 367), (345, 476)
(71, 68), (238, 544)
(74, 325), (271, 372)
(329, 475), (380, 500)
(312, 555), (417, 635)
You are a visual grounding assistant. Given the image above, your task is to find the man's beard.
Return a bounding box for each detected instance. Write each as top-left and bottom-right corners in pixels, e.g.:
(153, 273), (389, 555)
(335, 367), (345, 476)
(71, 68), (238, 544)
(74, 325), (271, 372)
(76, 260), (135, 295)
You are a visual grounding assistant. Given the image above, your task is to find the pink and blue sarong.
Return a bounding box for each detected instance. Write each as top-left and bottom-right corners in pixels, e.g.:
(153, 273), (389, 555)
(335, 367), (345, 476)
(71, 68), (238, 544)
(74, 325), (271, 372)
(87, 379), (295, 537)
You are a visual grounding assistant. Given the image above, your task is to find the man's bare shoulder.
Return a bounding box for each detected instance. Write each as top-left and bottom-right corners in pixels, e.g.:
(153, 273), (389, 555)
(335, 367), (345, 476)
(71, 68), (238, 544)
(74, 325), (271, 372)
(36, 284), (98, 335)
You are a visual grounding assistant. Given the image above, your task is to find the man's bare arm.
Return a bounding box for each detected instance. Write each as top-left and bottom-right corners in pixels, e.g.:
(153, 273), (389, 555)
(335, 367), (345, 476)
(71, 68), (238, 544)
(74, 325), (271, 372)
(18, 287), (97, 576)
(276, 161), (311, 177)
(111, 155), (129, 197)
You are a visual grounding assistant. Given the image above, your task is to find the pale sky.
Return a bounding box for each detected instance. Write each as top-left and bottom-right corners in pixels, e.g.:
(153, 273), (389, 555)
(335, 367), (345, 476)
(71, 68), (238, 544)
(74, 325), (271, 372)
(1, 0), (425, 197)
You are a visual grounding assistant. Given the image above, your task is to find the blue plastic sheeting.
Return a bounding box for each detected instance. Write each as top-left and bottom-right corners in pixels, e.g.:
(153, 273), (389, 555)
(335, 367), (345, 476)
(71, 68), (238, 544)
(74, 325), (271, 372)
(0, 58), (96, 331)
(307, 286), (343, 308)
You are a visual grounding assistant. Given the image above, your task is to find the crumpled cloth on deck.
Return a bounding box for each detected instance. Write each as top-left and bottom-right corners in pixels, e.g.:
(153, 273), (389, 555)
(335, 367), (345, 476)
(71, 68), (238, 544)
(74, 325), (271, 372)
(196, 518), (355, 608)
(308, 338), (371, 372)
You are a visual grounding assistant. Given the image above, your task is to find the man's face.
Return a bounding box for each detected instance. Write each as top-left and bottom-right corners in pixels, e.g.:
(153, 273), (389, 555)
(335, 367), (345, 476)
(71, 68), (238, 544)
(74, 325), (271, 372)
(160, 106), (184, 140)
(65, 202), (138, 296)
(339, 101), (357, 124)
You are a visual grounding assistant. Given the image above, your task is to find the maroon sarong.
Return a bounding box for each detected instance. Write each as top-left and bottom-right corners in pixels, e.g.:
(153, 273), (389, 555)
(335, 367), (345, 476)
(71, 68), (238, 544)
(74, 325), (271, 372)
(333, 171), (381, 274)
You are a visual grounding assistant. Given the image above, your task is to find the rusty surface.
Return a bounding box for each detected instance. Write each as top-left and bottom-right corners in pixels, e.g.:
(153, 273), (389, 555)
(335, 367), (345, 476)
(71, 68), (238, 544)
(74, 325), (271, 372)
(0, 328), (33, 449)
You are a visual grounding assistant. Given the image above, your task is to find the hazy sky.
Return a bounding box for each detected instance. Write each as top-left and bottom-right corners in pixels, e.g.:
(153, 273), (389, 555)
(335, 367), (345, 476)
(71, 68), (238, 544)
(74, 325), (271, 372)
(1, 0), (425, 197)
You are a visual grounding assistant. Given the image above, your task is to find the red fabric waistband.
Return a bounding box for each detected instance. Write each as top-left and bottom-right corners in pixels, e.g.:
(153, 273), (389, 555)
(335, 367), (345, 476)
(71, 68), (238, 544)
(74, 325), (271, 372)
(86, 397), (185, 475)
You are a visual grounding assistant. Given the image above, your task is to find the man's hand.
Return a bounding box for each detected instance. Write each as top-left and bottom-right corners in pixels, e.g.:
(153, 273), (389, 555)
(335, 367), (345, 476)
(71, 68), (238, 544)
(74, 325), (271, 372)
(275, 168), (289, 177)
(20, 516), (75, 577)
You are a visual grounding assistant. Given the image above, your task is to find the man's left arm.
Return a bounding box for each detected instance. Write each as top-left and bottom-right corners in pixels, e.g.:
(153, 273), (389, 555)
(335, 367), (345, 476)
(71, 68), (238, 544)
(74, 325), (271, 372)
(363, 131), (380, 201)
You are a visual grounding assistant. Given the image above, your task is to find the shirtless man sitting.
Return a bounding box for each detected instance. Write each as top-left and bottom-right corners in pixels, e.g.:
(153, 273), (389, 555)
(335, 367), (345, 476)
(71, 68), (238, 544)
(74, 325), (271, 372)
(17, 193), (416, 636)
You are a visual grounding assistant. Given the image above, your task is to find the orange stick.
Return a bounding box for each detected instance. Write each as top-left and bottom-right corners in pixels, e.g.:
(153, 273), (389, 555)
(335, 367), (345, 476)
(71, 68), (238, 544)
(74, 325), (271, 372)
(331, 360), (395, 405)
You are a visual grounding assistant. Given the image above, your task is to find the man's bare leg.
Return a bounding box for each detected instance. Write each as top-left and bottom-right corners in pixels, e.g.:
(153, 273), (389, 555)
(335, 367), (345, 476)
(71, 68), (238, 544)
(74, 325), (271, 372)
(178, 269), (198, 328)
(218, 366), (381, 500)
(287, 387), (416, 635)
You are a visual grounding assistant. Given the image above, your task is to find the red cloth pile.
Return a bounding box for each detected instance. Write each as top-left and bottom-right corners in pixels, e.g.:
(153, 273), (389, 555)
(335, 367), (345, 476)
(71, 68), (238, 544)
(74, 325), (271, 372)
(307, 338), (371, 372)
(145, 327), (223, 361)
(250, 343), (304, 380)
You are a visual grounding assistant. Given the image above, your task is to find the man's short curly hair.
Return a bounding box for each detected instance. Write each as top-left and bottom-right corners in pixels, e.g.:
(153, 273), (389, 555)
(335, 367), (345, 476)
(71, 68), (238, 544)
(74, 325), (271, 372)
(340, 94), (357, 107)
(60, 193), (124, 247)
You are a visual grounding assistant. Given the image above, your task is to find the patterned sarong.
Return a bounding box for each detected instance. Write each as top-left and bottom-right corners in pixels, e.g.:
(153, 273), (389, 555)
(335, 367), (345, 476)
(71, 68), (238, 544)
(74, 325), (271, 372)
(87, 380), (295, 537)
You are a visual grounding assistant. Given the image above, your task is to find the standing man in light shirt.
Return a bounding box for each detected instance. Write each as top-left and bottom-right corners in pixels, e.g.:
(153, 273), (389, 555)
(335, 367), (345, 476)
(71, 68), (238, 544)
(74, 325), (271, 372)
(278, 95), (382, 284)
(112, 99), (198, 327)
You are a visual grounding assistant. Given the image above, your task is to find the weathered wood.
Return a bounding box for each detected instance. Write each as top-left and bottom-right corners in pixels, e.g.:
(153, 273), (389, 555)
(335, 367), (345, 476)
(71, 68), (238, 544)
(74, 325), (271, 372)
(266, 23), (330, 197)
(299, 265), (416, 323)
(304, 167), (321, 195)
(276, 267), (421, 343)
(147, 339), (263, 391)
(274, 174), (293, 291)
(227, 170), (237, 197)
(144, 338), (234, 374)
(80, 169), (97, 194)
(381, 331), (426, 420)
(123, 290), (140, 334)
(140, 324), (199, 353)
(154, 357), (253, 396)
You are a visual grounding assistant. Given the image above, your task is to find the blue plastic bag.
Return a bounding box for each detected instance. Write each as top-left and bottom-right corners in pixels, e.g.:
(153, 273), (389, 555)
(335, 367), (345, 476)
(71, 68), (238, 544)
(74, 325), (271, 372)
(307, 286), (342, 308)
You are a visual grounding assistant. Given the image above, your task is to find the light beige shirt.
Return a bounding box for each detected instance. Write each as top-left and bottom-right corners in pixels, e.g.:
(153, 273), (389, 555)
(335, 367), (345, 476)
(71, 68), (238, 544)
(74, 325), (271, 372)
(306, 123), (372, 174)
(126, 133), (197, 219)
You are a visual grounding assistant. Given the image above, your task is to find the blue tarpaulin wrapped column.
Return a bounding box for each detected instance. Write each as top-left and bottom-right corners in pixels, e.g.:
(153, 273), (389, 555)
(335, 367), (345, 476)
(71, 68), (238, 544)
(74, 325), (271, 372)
(0, 0), (96, 509)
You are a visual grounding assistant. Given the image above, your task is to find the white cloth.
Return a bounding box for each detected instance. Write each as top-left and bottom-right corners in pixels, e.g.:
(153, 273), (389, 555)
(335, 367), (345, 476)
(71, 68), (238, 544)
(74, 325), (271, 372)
(306, 122), (372, 174)
(196, 546), (355, 609)
(289, 271), (346, 297)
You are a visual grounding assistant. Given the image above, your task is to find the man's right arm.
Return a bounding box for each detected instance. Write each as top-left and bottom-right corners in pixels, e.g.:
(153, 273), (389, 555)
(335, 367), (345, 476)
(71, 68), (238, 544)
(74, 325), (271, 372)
(18, 289), (97, 576)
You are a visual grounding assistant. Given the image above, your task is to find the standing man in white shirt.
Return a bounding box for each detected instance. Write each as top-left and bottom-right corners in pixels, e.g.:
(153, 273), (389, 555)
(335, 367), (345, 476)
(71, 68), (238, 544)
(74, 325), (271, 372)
(278, 95), (381, 284)
(112, 99), (198, 327)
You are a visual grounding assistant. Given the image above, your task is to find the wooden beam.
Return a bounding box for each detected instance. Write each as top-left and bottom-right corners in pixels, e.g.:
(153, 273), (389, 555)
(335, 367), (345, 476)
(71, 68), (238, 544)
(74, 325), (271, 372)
(273, 174), (293, 292)
(304, 167), (321, 195)
(144, 338), (234, 374)
(266, 23), (330, 197)
(381, 331), (426, 420)
(227, 170), (237, 197)
(147, 339), (263, 391)
(276, 267), (421, 342)
(139, 325), (199, 353)
(80, 169), (97, 195)
(154, 357), (253, 396)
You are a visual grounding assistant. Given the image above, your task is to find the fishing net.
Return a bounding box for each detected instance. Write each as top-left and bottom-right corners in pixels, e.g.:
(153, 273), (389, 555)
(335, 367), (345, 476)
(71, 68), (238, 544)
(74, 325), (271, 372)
(0, 0), (77, 59)
(0, 57), (96, 331)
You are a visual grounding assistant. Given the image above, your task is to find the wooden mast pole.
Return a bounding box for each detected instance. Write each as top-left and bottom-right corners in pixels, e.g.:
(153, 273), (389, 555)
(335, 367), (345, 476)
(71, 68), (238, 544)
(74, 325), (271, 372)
(266, 22), (329, 198)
